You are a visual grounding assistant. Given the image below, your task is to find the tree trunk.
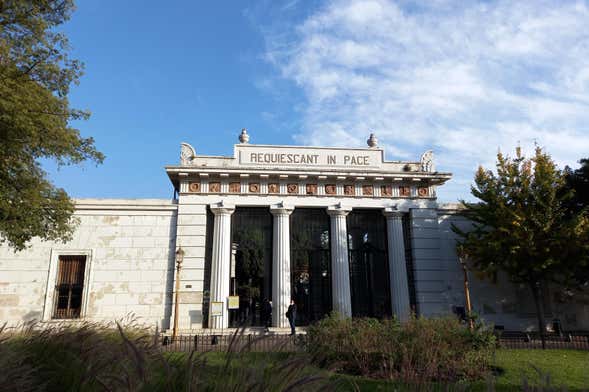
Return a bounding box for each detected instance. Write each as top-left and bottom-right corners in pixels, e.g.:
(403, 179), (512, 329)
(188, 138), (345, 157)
(530, 280), (547, 349)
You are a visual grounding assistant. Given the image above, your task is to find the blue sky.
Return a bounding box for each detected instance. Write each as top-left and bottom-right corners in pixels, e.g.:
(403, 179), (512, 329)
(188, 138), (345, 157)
(47, 0), (589, 202)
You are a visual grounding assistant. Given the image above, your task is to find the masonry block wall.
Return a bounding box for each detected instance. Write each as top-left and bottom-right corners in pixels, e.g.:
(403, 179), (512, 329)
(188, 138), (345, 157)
(437, 208), (540, 329)
(436, 208), (470, 316)
(409, 208), (448, 316)
(436, 205), (589, 331)
(0, 199), (177, 329)
(172, 195), (208, 330)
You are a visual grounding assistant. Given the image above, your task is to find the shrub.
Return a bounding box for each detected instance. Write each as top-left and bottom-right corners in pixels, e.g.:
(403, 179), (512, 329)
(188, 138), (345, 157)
(306, 313), (496, 383)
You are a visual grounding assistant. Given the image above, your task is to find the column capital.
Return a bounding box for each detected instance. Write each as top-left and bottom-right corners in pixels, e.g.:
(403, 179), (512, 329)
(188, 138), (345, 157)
(210, 201), (235, 216)
(270, 202), (294, 216)
(327, 204), (352, 216)
(383, 207), (403, 219)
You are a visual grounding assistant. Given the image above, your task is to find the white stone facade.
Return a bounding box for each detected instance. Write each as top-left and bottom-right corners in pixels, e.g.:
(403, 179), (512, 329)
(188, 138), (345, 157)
(0, 199), (177, 328)
(0, 139), (587, 332)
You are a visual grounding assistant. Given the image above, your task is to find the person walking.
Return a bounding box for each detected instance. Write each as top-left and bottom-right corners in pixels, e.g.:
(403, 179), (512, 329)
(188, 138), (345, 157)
(286, 299), (297, 335)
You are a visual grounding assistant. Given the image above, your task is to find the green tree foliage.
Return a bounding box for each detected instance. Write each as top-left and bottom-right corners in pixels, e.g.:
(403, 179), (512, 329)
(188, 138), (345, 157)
(564, 158), (589, 214)
(0, 1), (103, 251)
(453, 147), (589, 347)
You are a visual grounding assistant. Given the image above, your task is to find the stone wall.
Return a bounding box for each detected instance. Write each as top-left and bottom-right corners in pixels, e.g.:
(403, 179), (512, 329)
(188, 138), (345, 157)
(0, 199), (177, 329)
(437, 204), (589, 331)
(409, 208), (449, 316)
(173, 195), (209, 331)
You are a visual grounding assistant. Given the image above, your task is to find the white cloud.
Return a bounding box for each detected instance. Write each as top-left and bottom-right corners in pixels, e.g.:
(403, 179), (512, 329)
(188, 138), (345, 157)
(262, 0), (589, 201)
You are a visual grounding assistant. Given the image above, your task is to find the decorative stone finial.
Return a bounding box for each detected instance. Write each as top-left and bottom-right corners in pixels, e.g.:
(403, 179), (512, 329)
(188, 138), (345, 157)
(239, 128), (250, 144)
(420, 150), (435, 172)
(367, 133), (378, 148)
(180, 142), (196, 165)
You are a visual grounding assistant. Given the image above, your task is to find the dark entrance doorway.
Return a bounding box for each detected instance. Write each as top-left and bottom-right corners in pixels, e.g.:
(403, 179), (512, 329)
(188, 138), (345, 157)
(347, 209), (392, 318)
(290, 208), (332, 325)
(229, 207), (273, 327)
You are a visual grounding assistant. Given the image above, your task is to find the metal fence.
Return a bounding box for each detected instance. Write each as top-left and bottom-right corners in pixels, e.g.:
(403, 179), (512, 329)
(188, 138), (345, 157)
(160, 331), (589, 353)
(498, 331), (589, 350)
(160, 333), (307, 353)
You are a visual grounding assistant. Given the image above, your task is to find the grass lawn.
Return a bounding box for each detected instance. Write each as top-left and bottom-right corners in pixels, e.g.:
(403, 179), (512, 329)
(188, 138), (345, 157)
(192, 349), (589, 391)
(489, 349), (589, 391)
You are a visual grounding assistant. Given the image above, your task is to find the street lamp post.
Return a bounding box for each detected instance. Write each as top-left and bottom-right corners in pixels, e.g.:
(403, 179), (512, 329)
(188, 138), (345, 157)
(457, 245), (474, 331)
(172, 247), (184, 341)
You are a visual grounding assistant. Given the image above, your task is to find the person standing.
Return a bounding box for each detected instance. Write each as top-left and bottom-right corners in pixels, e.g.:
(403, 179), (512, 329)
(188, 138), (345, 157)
(286, 299), (297, 335)
(263, 299), (272, 332)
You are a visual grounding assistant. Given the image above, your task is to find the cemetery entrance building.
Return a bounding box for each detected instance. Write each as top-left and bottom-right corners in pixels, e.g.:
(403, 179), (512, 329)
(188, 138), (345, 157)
(2, 129), (588, 332)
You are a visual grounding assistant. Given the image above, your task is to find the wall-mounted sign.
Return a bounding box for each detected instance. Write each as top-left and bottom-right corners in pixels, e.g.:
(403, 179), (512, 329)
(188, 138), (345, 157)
(227, 296), (239, 309)
(210, 301), (223, 316)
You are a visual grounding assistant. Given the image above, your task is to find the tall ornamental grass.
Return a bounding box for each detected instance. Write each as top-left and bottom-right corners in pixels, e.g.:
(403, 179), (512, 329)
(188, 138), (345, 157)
(0, 321), (330, 392)
(306, 314), (496, 383)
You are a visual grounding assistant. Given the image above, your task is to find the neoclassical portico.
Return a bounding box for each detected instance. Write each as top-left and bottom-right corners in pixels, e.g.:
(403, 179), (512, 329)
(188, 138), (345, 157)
(167, 131), (452, 330)
(205, 202), (416, 327)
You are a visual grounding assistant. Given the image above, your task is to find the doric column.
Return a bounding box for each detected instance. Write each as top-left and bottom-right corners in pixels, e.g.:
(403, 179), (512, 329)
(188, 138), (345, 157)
(208, 202), (234, 329)
(327, 205), (352, 317)
(384, 208), (411, 322)
(270, 204), (294, 328)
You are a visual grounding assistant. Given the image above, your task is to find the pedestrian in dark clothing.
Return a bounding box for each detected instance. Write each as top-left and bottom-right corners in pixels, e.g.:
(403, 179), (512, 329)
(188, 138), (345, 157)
(263, 299), (272, 332)
(286, 299), (297, 335)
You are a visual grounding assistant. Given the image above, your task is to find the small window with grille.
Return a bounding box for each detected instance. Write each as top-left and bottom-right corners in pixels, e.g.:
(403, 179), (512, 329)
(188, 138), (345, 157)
(53, 255), (87, 319)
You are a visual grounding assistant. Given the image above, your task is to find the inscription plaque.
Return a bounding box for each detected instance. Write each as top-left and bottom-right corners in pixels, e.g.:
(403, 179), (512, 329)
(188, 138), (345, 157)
(237, 145), (382, 169)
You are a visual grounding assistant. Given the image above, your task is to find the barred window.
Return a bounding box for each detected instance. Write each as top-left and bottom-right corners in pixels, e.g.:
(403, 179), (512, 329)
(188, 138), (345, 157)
(53, 255), (87, 319)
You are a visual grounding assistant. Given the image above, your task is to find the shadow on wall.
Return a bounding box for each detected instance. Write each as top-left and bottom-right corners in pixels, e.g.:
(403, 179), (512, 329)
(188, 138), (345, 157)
(162, 212), (178, 331)
(23, 310), (42, 322)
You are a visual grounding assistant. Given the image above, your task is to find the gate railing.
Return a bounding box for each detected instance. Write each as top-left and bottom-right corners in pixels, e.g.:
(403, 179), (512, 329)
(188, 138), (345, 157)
(159, 330), (589, 352)
(497, 331), (589, 350)
(160, 333), (307, 353)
